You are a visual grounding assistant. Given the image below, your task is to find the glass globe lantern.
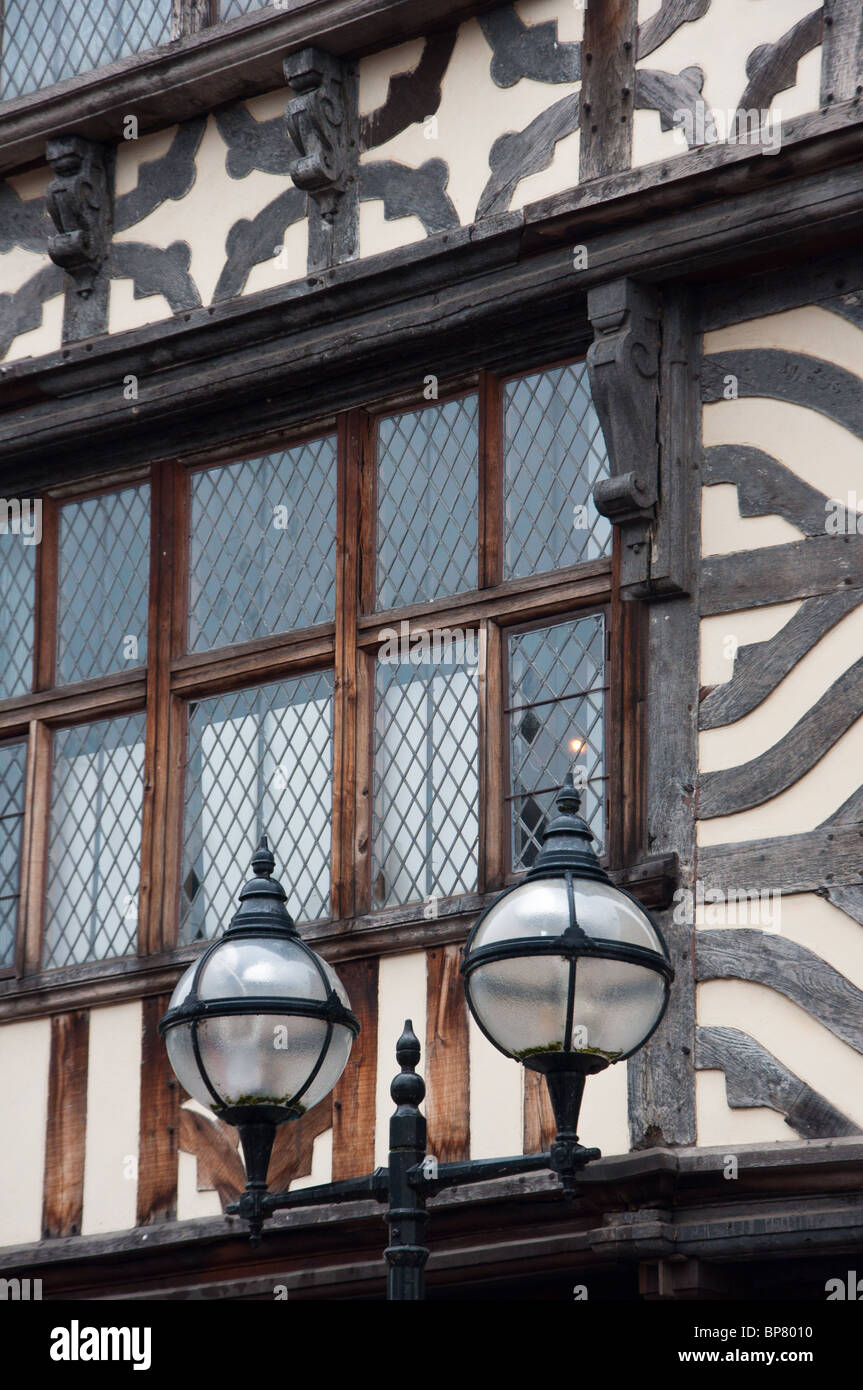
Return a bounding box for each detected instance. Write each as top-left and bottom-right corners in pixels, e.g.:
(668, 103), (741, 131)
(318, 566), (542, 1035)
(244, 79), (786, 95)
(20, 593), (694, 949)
(462, 774), (673, 1178)
(159, 836), (359, 1235)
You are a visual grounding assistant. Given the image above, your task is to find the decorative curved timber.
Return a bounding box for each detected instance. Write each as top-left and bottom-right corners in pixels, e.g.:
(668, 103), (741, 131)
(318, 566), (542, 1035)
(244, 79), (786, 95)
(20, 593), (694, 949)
(696, 1026), (860, 1139)
(702, 349), (863, 440)
(637, 0), (711, 62)
(215, 107), (293, 179)
(359, 30), (458, 151)
(698, 654), (863, 816)
(478, 5), (581, 88)
(703, 443), (835, 536)
(109, 241), (201, 311)
(359, 158), (459, 233)
(635, 67), (712, 142)
(696, 930), (863, 1056)
(476, 92), (580, 218)
(0, 179), (52, 254)
(213, 186), (307, 301)
(700, 586), (863, 729)
(0, 265), (65, 359)
(178, 1096), (334, 1207)
(114, 118), (206, 233)
(738, 9), (823, 113)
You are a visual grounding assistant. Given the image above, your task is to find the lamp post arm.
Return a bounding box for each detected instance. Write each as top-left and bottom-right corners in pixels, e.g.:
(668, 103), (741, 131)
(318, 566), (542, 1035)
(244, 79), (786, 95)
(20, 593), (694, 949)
(253, 1168), (389, 1214)
(407, 1151), (552, 1192)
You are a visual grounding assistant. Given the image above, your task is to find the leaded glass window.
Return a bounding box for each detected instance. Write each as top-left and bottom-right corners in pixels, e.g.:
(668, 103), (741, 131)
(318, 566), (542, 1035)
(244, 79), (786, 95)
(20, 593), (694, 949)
(57, 485), (150, 686)
(189, 440), (337, 652)
(376, 396), (479, 610)
(372, 642), (479, 910)
(0, 506), (36, 700)
(0, 741), (27, 971)
(508, 614), (607, 872)
(1, 1), (171, 100)
(181, 671), (334, 942)
(504, 363), (612, 579)
(43, 713), (146, 969)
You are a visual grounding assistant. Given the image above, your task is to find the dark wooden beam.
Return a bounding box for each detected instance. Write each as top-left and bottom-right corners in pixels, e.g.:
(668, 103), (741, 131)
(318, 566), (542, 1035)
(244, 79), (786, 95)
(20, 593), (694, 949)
(579, 0), (637, 182)
(702, 534), (863, 614)
(42, 1010), (89, 1238)
(136, 993), (179, 1225)
(821, 0), (863, 107)
(697, 822), (863, 897)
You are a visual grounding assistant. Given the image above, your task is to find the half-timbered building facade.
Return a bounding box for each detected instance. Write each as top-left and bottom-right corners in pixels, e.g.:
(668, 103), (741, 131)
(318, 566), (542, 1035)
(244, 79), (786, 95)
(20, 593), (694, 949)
(2, 0), (863, 1300)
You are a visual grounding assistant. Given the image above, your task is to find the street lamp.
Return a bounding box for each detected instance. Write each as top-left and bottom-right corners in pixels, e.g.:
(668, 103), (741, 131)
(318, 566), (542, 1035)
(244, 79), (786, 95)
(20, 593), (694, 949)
(159, 782), (674, 1296)
(461, 773), (673, 1187)
(158, 836), (360, 1240)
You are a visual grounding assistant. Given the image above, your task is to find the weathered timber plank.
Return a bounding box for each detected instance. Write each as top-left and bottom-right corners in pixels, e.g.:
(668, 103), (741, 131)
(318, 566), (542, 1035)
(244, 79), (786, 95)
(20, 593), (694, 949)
(696, 1026), (860, 1139)
(698, 822), (863, 896)
(698, 655), (863, 817)
(821, 0), (863, 106)
(42, 1010), (89, 1238)
(703, 444), (834, 536)
(701, 588), (862, 729)
(696, 930), (863, 1055)
(702, 349), (863, 438)
(523, 1067), (556, 1154)
(579, 0), (637, 181)
(701, 534), (863, 613)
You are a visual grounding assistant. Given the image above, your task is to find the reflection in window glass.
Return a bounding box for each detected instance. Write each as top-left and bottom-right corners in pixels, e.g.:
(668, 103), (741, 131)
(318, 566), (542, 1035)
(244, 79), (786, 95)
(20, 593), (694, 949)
(0, 514), (35, 700)
(57, 485), (150, 686)
(0, 741), (27, 970)
(1, 1), (170, 100)
(508, 614), (606, 871)
(43, 714), (146, 969)
(189, 440), (338, 652)
(377, 396), (478, 610)
(181, 672), (334, 942)
(504, 363), (612, 579)
(373, 639), (479, 909)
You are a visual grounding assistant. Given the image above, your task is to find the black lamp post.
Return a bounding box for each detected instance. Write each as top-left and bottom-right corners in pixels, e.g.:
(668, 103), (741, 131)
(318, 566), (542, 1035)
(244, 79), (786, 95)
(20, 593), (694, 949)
(160, 781), (673, 1297)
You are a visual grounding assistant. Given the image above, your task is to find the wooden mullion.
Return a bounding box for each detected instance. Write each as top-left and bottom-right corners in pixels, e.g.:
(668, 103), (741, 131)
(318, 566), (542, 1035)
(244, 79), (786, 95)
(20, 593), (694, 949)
(34, 495), (58, 693)
(139, 462), (177, 958)
(478, 370), (503, 590)
(19, 720), (51, 976)
(358, 410), (377, 615)
(478, 620), (505, 893)
(354, 651), (374, 917)
(332, 411), (365, 921)
(171, 463), (190, 664)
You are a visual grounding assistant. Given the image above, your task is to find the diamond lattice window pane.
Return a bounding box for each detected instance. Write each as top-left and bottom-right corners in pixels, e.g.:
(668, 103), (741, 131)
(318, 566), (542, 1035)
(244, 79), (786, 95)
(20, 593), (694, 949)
(43, 714), (146, 969)
(0, 740), (27, 969)
(504, 363), (612, 579)
(189, 440), (338, 652)
(373, 642), (479, 910)
(221, 0), (268, 18)
(0, 513), (35, 700)
(508, 615), (607, 871)
(57, 486), (150, 686)
(377, 396), (479, 610)
(1, 1), (171, 100)
(181, 672), (334, 941)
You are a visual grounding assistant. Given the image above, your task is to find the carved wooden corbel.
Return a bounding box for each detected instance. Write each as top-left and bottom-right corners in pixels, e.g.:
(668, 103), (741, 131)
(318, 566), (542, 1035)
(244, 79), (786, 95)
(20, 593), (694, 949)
(46, 135), (113, 341)
(284, 47), (358, 271)
(587, 277), (692, 598)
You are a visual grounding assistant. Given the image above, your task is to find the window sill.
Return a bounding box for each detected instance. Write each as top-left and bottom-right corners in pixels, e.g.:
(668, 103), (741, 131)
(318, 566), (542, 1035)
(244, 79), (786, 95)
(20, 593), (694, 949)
(0, 0), (502, 178)
(0, 854), (678, 1023)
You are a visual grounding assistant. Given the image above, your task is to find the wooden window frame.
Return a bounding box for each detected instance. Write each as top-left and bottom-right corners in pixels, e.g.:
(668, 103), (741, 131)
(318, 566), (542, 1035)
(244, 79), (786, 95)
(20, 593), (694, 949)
(0, 351), (645, 1014)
